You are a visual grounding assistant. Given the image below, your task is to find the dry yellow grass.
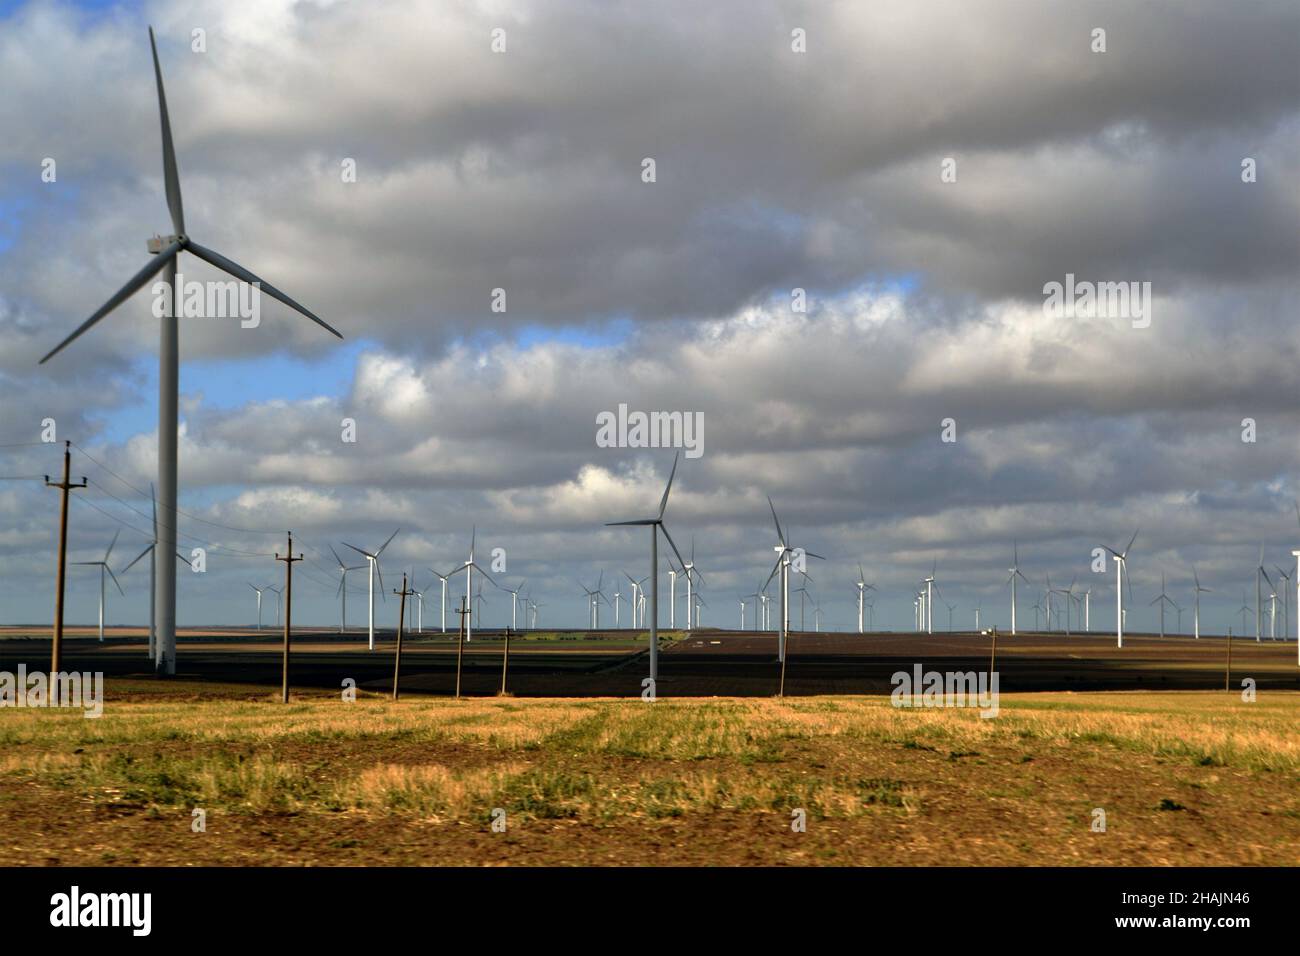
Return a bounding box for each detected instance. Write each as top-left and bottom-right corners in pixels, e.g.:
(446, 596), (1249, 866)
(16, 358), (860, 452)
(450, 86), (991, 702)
(1, 689), (1296, 864)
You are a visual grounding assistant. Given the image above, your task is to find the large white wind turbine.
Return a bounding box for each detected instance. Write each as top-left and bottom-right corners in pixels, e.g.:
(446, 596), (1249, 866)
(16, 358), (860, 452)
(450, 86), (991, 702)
(342, 529), (400, 650)
(38, 28), (341, 675)
(73, 531), (123, 643)
(605, 453), (687, 682)
(1103, 530), (1138, 648)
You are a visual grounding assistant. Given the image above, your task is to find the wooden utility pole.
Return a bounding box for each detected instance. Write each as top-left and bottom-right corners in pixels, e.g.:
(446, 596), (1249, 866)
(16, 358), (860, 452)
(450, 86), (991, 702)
(392, 573), (412, 700)
(275, 532), (303, 704)
(500, 625), (511, 696)
(44, 440), (86, 696)
(454, 597), (470, 698)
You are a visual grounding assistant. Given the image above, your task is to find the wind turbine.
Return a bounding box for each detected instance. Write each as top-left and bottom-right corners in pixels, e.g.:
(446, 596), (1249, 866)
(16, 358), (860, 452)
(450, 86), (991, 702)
(267, 584), (283, 628)
(1254, 547), (1272, 642)
(1103, 530), (1138, 648)
(1149, 572), (1175, 637)
(429, 569), (450, 633)
(623, 572), (645, 629)
(923, 560), (937, 634)
(854, 564), (875, 634)
(342, 529), (399, 650)
(579, 575), (607, 629)
(683, 538), (704, 631)
(763, 498), (824, 662)
(120, 482), (191, 661)
(328, 545), (365, 634)
(409, 578), (426, 634)
(692, 591), (708, 628)
(444, 528), (494, 643)
(1273, 565), (1291, 642)
(1050, 575), (1076, 636)
(501, 579), (527, 631)
(605, 452), (687, 682)
(248, 583), (268, 631)
(1237, 591), (1251, 635)
(73, 531), (123, 643)
(667, 566), (679, 629)
(1007, 542), (1029, 635)
(1289, 496), (1300, 660)
(1192, 566), (1211, 639)
(38, 28), (341, 676)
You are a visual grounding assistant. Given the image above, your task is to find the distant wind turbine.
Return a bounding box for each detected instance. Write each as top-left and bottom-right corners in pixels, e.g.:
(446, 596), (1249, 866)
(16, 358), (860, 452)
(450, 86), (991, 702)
(38, 28), (341, 675)
(72, 531), (122, 643)
(443, 528), (494, 642)
(1254, 547), (1272, 643)
(120, 482), (191, 661)
(1191, 566), (1211, 639)
(764, 498), (824, 662)
(328, 545), (365, 634)
(1007, 541), (1029, 635)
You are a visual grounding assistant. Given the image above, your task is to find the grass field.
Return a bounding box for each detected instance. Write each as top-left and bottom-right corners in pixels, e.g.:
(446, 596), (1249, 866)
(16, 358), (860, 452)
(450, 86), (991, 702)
(1, 683), (1296, 866)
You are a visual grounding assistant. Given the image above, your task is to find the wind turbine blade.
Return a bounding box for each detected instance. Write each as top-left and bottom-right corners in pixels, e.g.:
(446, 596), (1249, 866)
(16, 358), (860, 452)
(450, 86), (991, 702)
(39, 244), (182, 364)
(657, 451), (679, 519)
(374, 528), (400, 556)
(1124, 529), (1139, 556)
(375, 561), (386, 600)
(121, 545), (152, 574)
(763, 554), (783, 591)
(329, 544), (345, 569)
(606, 519), (656, 526)
(104, 529), (120, 563)
(767, 497), (785, 548)
(341, 542), (371, 559)
(105, 564), (125, 597)
(148, 27), (185, 235)
(658, 523), (687, 573)
(804, 551), (826, 561)
(185, 241), (342, 338)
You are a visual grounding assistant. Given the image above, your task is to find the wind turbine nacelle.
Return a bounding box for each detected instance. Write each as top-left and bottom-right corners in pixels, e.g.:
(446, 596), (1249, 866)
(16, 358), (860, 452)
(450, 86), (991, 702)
(147, 235), (182, 254)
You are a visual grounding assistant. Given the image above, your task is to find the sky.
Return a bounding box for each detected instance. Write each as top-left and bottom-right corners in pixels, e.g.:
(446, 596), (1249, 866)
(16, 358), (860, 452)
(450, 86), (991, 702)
(1, 0), (1298, 634)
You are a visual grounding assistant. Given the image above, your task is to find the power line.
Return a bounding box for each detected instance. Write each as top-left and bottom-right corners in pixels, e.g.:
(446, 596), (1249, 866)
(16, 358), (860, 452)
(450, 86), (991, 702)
(69, 441), (286, 536)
